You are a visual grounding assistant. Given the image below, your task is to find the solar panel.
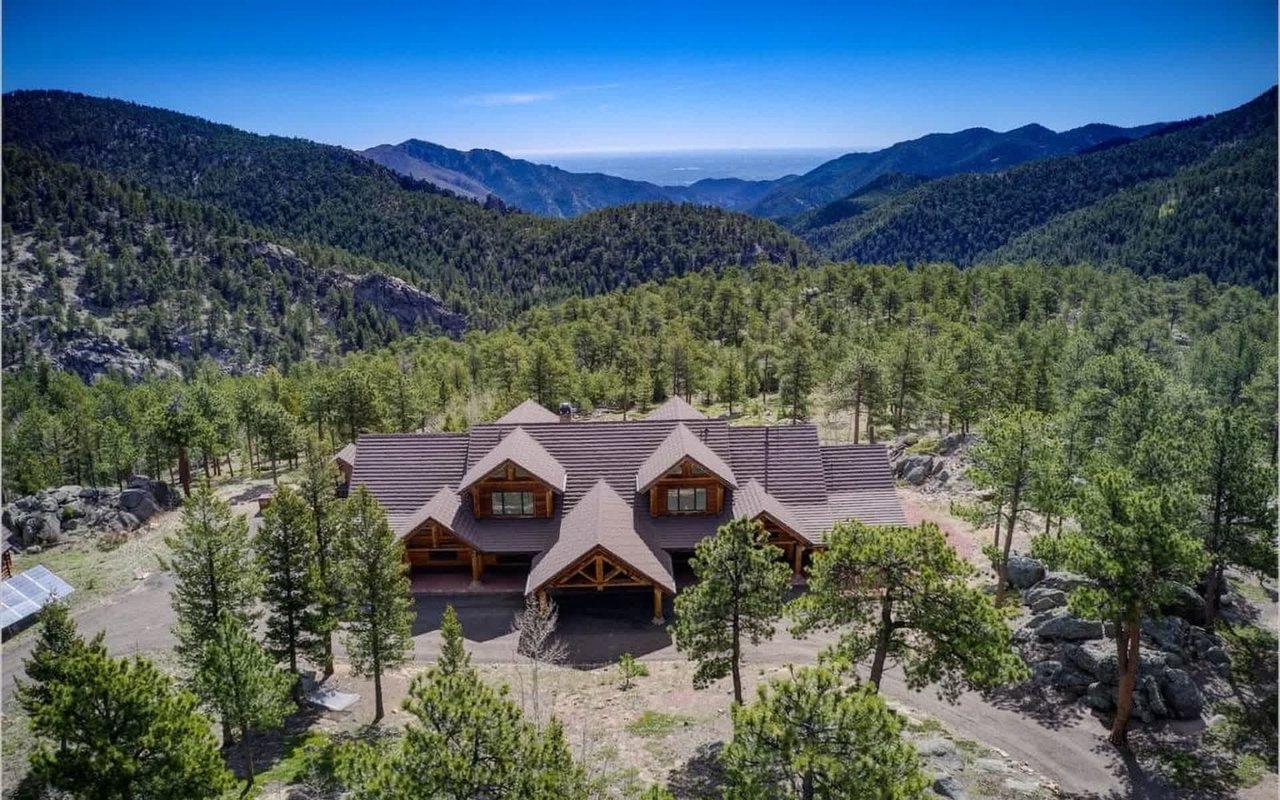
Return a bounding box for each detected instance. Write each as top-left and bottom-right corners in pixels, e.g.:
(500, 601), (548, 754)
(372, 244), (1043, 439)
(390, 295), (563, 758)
(0, 565), (75, 630)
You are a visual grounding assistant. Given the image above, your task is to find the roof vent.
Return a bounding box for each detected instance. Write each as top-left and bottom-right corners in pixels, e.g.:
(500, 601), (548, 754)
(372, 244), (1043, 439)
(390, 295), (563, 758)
(558, 402), (574, 422)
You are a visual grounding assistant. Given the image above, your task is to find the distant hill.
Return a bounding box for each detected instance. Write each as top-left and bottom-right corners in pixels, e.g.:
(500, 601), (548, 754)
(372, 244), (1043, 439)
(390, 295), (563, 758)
(790, 88), (1278, 292)
(361, 139), (777, 216)
(3, 90), (812, 326)
(748, 121), (1164, 218)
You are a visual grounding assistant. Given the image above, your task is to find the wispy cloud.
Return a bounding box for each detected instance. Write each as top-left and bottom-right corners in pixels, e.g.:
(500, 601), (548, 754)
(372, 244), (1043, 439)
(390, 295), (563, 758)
(462, 91), (558, 106)
(461, 83), (621, 107)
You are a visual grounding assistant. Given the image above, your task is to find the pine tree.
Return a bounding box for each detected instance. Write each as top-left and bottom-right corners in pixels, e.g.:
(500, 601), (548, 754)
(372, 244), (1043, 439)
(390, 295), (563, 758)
(777, 324), (816, 422)
(193, 612), (294, 787)
(722, 666), (929, 800)
(25, 646), (234, 798)
(791, 521), (1026, 698)
(1196, 407), (1277, 627)
(339, 487), (414, 722)
(256, 484), (329, 681)
(1032, 467), (1204, 747)
(347, 607), (588, 800)
(673, 518), (791, 704)
(969, 409), (1051, 605)
(16, 602), (104, 717)
(297, 434), (343, 676)
(167, 481), (261, 672)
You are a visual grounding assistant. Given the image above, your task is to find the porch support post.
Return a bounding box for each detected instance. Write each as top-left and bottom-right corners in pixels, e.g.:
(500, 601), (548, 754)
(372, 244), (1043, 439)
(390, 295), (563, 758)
(537, 590), (548, 610)
(470, 550), (483, 588)
(652, 586), (665, 626)
(792, 545), (806, 577)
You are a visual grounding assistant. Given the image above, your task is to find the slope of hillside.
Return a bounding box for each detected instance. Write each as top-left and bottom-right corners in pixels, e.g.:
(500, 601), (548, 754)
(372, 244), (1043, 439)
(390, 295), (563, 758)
(749, 121), (1164, 218)
(794, 88), (1277, 291)
(361, 139), (776, 216)
(1, 146), (465, 377)
(3, 91), (812, 325)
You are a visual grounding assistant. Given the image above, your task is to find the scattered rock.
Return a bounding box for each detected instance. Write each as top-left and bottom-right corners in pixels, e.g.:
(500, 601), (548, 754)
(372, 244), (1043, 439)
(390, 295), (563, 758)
(936, 432), (975, 456)
(1003, 778), (1041, 795)
(915, 737), (962, 771)
(932, 774), (967, 799)
(1084, 682), (1113, 711)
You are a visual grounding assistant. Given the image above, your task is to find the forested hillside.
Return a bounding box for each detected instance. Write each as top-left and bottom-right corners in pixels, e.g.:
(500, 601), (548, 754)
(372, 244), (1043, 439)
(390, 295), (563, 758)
(2, 91), (811, 324)
(4, 261), (1273, 499)
(749, 120), (1163, 217)
(793, 88), (1278, 291)
(2, 147), (467, 378)
(363, 139), (777, 216)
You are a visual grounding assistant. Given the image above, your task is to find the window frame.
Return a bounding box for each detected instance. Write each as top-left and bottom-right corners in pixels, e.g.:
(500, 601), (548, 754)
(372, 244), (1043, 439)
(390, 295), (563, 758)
(491, 490), (536, 517)
(665, 485), (708, 514)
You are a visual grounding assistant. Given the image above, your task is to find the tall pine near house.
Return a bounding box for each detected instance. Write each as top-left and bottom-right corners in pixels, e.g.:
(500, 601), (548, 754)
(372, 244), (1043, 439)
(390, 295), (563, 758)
(256, 484), (328, 687)
(339, 486), (414, 723)
(673, 517), (791, 704)
(167, 481), (261, 742)
(193, 612), (294, 789)
(791, 521), (1026, 698)
(297, 434), (343, 676)
(1033, 468), (1204, 747)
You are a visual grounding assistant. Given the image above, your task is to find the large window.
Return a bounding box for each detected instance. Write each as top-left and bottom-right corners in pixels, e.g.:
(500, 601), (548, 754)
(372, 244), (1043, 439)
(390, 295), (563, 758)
(666, 486), (708, 513)
(491, 491), (535, 517)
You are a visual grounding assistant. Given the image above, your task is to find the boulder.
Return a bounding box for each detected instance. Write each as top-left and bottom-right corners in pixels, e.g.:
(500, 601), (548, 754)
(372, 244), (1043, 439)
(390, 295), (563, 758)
(1006, 555), (1045, 589)
(37, 495), (59, 513)
(905, 466), (929, 486)
(21, 512), (61, 546)
(1025, 587), (1068, 613)
(1162, 584), (1207, 625)
(118, 489), (160, 521)
(915, 737), (962, 771)
(932, 774), (967, 799)
(936, 432), (974, 456)
(1204, 646), (1230, 665)
(1038, 572), (1092, 593)
(896, 454), (934, 480)
(116, 511), (140, 530)
(1084, 681), (1113, 711)
(1135, 674), (1169, 723)
(1159, 669), (1204, 720)
(1141, 616), (1188, 656)
(1034, 611), (1107, 641)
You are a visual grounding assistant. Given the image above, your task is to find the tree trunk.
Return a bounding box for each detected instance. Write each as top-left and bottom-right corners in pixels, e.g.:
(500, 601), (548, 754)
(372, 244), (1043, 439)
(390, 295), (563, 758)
(852, 388), (862, 444)
(373, 669), (384, 723)
(730, 610), (743, 705)
(177, 446), (192, 497)
(994, 484), (1021, 606)
(241, 731), (255, 796)
(1203, 562), (1224, 632)
(991, 498), (1004, 550)
(868, 593), (894, 690)
(1109, 613), (1141, 747)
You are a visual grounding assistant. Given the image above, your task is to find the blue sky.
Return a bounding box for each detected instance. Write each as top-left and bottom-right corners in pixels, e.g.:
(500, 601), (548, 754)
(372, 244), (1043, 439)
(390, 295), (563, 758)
(4, 0), (1276, 154)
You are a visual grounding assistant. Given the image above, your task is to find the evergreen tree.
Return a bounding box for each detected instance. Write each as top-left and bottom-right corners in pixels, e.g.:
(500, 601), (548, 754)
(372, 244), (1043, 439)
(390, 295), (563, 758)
(884, 329), (925, 433)
(339, 487), (414, 722)
(791, 521), (1026, 698)
(718, 350), (745, 416)
(828, 343), (883, 443)
(25, 646), (234, 799)
(297, 434), (342, 675)
(193, 612), (294, 787)
(15, 602), (103, 716)
(969, 409), (1051, 604)
(722, 666), (929, 800)
(256, 484), (329, 681)
(1032, 468), (1205, 746)
(777, 324), (816, 422)
(1196, 407), (1277, 627)
(167, 482), (261, 672)
(673, 518), (792, 704)
(346, 607), (588, 800)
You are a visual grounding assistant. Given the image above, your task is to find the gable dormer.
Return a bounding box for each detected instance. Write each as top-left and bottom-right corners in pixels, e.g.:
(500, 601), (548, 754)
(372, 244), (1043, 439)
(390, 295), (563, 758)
(459, 427), (566, 519)
(636, 423), (736, 516)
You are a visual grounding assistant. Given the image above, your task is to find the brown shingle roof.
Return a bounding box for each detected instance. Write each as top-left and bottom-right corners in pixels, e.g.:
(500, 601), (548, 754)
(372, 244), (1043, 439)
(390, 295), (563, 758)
(635, 423), (738, 492)
(459, 427), (568, 493)
(495, 399), (561, 425)
(821, 444), (907, 526)
(349, 416), (906, 588)
(645, 396), (706, 421)
(332, 442), (358, 469)
(526, 480), (675, 594)
(731, 478), (815, 544)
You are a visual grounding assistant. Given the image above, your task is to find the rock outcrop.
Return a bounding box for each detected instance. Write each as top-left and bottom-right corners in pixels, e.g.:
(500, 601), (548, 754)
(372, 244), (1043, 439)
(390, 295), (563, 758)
(351, 273), (467, 337)
(2, 476), (179, 548)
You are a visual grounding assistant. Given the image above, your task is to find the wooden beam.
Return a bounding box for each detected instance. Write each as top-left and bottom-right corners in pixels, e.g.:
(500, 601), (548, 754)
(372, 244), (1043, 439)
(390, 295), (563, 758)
(792, 545), (805, 577)
(470, 550), (483, 584)
(652, 586), (665, 625)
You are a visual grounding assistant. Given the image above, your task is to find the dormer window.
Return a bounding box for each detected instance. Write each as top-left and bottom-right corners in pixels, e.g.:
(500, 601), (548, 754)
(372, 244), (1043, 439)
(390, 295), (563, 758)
(492, 490), (535, 517)
(666, 486), (708, 513)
